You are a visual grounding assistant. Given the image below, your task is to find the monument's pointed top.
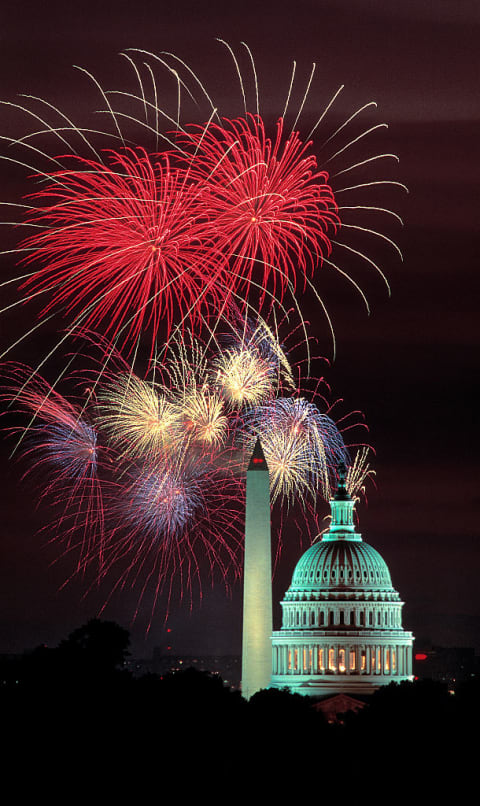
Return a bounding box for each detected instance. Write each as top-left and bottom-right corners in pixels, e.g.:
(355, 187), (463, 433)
(248, 437), (268, 471)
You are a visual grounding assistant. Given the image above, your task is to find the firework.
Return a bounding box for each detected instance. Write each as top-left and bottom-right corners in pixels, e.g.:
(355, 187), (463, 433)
(122, 459), (206, 539)
(2, 364), (98, 481)
(1, 364), (103, 562)
(178, 114), (339, 312)
(95, 371), (181, 461)
(94, 449), (245, 631)
(0, 42), (391, 621)
(214, 347), (275, 408)
(212, 316), (294, 408)
(0, 43), (405, 369)
(182, 385), (228, 448)
(243, 396), (348, 504)
(19, 148), (225, 355)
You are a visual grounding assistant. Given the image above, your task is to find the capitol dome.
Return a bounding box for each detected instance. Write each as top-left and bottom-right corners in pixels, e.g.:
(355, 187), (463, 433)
(270, 468), (413, 696)
(290, 540), (394, 593)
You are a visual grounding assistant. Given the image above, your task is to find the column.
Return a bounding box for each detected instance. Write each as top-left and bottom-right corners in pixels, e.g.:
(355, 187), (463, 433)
(356, 645), (362, 674)
(365, 644), (371, 675)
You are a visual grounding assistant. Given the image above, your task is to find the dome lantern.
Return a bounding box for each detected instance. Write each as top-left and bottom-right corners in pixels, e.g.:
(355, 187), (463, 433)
(324, 463), (359, 541)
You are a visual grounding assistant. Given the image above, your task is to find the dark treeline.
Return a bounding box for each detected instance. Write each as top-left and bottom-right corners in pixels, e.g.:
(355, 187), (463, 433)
(2, 620), (477, 784)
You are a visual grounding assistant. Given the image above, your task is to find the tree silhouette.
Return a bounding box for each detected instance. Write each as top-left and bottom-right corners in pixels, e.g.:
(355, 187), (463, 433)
(58, 618), (130, 675)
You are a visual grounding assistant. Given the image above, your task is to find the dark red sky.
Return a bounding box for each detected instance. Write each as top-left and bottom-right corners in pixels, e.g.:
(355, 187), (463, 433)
(0, 0), (478, 659)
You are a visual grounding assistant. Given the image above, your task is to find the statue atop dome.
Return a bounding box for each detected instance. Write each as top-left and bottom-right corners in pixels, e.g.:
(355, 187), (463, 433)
(334, 461), (351, 501)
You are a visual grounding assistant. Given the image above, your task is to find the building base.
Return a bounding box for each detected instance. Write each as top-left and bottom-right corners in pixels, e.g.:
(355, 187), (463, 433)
(270, 673), (414, 698)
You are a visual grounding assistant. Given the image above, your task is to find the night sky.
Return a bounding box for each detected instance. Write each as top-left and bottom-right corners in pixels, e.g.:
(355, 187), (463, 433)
(0, 0), (478, 661)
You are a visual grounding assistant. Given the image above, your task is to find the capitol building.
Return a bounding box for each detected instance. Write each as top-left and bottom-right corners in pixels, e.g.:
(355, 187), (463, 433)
(270, 468), (413, 696)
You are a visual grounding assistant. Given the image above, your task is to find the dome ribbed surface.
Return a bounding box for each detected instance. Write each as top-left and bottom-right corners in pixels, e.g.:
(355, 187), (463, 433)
(288, 539), (393, 593)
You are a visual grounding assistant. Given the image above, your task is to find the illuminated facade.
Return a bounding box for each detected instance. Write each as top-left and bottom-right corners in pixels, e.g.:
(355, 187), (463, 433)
(241, 438), (272, 699)
(270, 470), (413, 696)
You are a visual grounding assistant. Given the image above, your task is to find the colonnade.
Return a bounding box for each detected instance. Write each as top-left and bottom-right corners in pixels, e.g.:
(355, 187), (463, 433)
(272, 641), (412, 678)
(282, 604), (403, 630)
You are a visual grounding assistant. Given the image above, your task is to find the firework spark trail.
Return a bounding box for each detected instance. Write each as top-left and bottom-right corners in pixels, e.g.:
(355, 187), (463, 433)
(346, 446), (375, 500)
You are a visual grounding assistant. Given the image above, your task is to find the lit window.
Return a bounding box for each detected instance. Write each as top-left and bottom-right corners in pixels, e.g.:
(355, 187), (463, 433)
(350, 649), (356, 671)
(361, 651), (366, 671)
(339, 648), (346, 672)
(328, 648), (336, 671)
(318, 648), (324, 670)
(385, 649), (390, 672)
(294, 649), (298, 671)
(392, 650), (396, 671)
(288, 650), (292, 671)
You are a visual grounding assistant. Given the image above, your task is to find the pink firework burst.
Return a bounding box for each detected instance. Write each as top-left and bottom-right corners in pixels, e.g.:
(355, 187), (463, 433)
(20, 147), (224, 356)
(179, 113), (340, 310)
(1, 364), (104, 565)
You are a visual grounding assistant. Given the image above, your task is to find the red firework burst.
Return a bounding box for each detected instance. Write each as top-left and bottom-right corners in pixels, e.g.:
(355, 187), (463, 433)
(20, 148), (224, 356)
(180, 114), (340, 309)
